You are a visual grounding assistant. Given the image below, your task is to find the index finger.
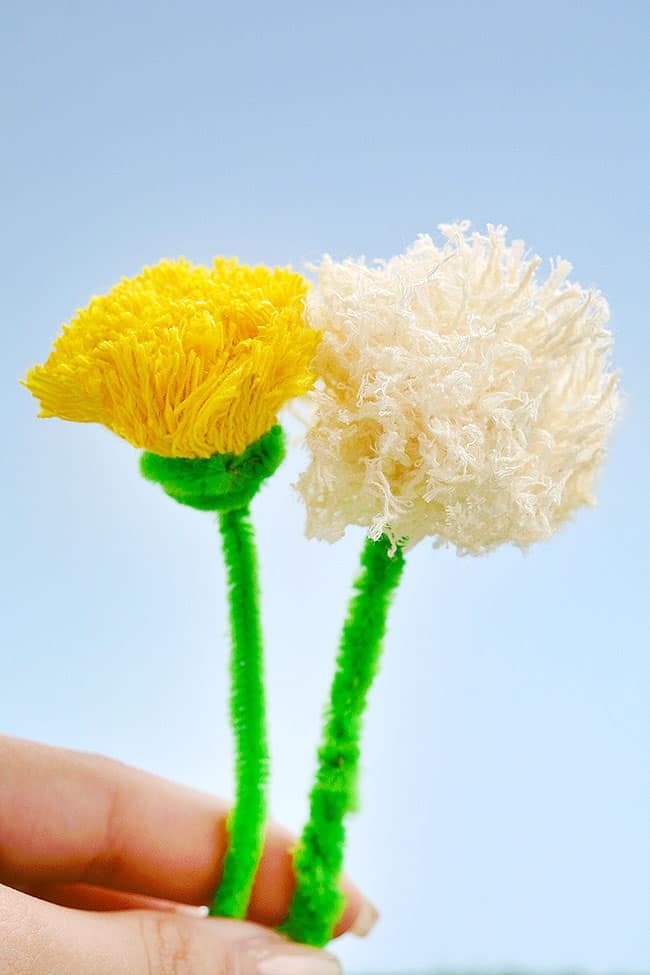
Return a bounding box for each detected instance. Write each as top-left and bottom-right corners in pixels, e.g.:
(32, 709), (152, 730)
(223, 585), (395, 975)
(0, 736), (369, 937)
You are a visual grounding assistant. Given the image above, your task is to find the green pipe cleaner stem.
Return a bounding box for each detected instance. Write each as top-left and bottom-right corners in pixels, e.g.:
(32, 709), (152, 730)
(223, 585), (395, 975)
(282, 534), (406, 946)
(210, 503), (270, 919)
(140, 427), (285, 922)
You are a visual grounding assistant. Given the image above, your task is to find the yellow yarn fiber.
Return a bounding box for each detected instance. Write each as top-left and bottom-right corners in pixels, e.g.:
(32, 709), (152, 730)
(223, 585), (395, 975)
(24, 258), (318, 458)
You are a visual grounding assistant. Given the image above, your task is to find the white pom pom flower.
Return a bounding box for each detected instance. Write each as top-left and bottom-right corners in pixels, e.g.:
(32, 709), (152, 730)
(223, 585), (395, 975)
(298, 222), (620, 555)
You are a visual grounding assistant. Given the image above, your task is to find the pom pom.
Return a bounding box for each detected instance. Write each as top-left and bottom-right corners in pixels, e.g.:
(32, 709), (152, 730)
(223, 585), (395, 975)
(24, 259), (318, 459)
(298, 223), (620, 554)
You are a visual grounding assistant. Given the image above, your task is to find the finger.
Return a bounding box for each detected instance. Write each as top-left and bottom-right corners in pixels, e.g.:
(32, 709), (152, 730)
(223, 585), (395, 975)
(18, 881), (209, 916)
(0, 736), (370, 937)
(22, 881), (377, 940)
(0, 882), (342, 975)
(21, 879), (371, 941)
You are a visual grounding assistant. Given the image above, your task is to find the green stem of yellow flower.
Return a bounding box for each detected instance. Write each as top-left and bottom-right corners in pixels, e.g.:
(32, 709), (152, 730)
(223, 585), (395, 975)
(140, 428), (285, 921)
(210, 504), (269, 919)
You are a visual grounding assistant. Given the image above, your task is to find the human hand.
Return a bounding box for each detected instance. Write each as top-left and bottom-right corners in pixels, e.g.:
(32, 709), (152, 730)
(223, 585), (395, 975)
(0, 737), (377, 974)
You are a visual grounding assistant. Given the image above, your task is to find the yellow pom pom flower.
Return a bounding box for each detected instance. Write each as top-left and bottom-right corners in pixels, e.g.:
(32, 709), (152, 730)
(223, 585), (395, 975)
(23, 256), (320, 924)
(24, 258), (318, 458)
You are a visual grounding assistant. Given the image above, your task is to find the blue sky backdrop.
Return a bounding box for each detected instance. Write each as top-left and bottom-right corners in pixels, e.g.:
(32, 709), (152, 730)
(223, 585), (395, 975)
(2, 2), (648, 971)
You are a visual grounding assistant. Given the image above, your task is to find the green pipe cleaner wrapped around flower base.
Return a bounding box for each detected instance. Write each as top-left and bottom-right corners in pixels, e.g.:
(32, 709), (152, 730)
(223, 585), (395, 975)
(282, 535), (405, 946)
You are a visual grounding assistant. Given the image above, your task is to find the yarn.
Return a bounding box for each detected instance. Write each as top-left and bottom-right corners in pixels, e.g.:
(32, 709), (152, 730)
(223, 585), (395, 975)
(299, 223), (619, 554)
(24, 258), (317, 458)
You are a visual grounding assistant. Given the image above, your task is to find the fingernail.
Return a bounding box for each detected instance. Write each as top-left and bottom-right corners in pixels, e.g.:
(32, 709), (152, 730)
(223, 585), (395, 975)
(174, 903), (209, 918)
(238, 941), (342, 975)
(350, 898), (379, 938)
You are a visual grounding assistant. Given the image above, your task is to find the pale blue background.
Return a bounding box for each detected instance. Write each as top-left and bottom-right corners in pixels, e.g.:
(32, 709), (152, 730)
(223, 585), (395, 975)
(2, 2), (648, 972)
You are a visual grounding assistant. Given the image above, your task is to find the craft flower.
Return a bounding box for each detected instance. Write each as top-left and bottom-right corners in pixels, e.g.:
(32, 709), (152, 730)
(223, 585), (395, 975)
(298, 222), (619, 554)
(24, 256), (319, 925)
(284, 223), (620, 949)
(24, 258), (317, 459)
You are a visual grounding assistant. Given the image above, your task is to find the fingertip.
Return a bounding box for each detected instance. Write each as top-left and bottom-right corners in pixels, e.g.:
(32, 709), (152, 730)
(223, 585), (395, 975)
(346, 897), (380, 937)
(333, 885), (379, 939)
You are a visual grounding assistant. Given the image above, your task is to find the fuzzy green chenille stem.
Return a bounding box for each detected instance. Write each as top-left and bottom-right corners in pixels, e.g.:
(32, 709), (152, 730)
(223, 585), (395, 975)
(283, 534), (406, 947)
(140, 426), (285, 920)
(210, 504), (269, 918)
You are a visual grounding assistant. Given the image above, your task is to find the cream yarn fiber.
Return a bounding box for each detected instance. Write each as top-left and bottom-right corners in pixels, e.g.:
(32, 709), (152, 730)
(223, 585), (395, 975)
(298, 222), (619, 555)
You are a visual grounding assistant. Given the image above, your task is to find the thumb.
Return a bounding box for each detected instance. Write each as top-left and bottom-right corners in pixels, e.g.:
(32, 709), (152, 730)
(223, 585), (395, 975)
(95, 911), (343, 975)
(1, 883), (342, 975)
